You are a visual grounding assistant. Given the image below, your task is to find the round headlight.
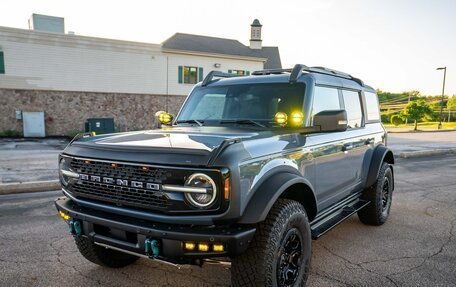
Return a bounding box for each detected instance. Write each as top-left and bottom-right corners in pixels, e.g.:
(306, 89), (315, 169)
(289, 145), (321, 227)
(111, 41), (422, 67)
(59, 158), (70, 186)
(184, 173), (217, 208)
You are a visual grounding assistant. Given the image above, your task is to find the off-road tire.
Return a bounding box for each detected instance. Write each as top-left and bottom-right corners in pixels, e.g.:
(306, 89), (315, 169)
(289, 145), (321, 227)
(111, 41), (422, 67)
(74, 236), (139, 268)
(231, 199), (311, 287)
(358, 162), (393, 225)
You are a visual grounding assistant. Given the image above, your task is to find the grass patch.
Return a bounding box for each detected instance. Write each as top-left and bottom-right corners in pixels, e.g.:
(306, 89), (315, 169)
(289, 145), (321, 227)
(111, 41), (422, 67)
(384, 121), (456, 132)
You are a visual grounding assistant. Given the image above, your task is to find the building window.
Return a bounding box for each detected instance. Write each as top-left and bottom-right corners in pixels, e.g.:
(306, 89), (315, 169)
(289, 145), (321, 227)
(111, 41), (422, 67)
(0, 51), (5, 74)
(228, 69), (250, 76)
(178, 66), (203, 84)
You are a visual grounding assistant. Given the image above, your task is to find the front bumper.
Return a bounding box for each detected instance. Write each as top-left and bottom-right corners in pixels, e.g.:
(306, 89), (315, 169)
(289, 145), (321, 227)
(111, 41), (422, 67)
(55, 197), (256, 264)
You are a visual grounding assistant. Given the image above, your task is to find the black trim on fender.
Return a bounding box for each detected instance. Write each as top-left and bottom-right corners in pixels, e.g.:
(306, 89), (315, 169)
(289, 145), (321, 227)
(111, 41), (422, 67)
(365, 145), (394, 188)
(238, 172), (317, 224)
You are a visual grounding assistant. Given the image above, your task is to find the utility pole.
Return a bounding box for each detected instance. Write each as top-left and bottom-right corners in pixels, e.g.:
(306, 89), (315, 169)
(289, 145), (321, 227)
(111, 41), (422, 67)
(436, 67), (447, 129)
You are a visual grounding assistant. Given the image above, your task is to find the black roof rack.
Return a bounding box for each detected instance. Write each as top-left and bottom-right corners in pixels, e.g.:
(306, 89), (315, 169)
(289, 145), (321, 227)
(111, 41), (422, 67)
(252, 64), (364, 86)
(202, 71), (240, 86)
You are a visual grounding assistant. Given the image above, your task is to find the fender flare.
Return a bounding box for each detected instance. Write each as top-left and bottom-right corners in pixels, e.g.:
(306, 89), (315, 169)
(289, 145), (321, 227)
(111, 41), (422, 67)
(238, 172), (317, 224)
(365, 145), (394, 188)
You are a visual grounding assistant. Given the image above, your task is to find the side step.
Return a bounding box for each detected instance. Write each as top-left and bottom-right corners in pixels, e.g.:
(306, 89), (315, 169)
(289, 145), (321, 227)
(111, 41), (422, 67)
(310, 197), (369, 239)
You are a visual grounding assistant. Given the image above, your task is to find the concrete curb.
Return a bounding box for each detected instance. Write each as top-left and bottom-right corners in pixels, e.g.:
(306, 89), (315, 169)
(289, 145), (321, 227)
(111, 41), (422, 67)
(0, 180), (60, 195)
(399, 148), (456, 159)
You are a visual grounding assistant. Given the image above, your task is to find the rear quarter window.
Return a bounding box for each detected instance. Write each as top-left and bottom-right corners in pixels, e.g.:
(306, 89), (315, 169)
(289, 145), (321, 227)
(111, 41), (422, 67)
(364, 91), (381, 121)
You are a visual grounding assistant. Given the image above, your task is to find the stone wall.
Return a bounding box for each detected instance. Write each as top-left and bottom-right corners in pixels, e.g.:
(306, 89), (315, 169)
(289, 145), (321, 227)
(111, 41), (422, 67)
(0, 89), (187, 136)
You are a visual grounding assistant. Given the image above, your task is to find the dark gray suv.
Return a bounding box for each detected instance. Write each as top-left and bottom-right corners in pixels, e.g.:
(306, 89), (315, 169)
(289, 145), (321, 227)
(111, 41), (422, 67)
(55, 64), (394, 286)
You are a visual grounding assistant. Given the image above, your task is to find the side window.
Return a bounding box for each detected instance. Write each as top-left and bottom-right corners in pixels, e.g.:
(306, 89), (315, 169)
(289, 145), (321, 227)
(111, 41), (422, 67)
(364, 91), (381, 121)
(342, 90), (363, 128)
(311, 86), (341, 123)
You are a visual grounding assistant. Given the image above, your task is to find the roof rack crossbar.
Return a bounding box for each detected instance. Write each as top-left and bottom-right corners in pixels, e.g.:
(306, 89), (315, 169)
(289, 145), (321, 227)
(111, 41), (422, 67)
(251, 68), (292, 75)
(290, 64), (365, 86)
(202, 71), (240, 86)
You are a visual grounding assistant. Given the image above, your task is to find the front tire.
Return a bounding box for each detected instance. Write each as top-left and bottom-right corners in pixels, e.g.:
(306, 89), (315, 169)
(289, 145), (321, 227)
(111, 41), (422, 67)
(74, 236), (139, 268)
(358, 162), (394, 225)
(231, 199), (312, 287)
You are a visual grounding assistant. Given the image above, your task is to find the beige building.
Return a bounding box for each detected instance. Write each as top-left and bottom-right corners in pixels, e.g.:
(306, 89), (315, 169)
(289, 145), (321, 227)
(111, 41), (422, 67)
(0, 16), (281, 136)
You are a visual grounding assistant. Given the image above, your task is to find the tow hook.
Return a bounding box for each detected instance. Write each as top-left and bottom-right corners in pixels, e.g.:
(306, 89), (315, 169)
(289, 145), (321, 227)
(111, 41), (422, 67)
(68, 219), (82, 236)
(145, 238), (160, 258)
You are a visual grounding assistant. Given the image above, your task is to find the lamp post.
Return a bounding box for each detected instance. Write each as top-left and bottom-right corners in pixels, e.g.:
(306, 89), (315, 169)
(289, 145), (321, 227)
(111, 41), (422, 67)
(436, 67), (447, 129)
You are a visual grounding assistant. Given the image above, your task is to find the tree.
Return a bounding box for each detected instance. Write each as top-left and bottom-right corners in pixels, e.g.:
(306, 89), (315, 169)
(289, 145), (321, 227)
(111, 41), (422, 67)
(448, 96), (456, 110)
(401, 100), (433, 131)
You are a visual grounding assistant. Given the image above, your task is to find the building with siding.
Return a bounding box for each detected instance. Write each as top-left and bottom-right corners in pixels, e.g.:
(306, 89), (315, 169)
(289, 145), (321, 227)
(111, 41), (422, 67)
(0, 17), (281, 136)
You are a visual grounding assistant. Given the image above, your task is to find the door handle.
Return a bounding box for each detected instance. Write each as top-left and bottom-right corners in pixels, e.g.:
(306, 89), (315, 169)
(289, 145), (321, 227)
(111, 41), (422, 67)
(365, 139), (374, 145)
(342, 143), (353, 152)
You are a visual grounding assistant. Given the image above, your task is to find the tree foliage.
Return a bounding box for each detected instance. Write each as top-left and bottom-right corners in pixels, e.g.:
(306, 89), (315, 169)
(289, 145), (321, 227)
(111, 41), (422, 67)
(401, 100), (433, 130)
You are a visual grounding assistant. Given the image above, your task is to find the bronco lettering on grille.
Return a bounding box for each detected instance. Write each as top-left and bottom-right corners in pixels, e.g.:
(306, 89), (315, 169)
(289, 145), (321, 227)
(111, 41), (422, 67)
(79, 173), (160, 191)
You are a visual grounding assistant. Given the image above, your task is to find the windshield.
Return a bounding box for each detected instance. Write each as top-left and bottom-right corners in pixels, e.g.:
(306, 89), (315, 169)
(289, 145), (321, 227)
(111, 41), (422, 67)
(176, 83), (305, 127)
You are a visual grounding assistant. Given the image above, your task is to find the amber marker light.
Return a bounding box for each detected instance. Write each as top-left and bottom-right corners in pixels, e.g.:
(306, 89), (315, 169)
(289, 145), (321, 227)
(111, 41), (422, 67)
(198, 243), (210, 252)
(213, 244), (224, 252)
(290, 111), (304, 126)
(84, 160), (91, 164)
(142, 166), (149, 171)
(157, 112), (173, 125)
(58, 210), (70, 221)
(274, 112), (288, 126)
(184, 242), (196, 251)
(111, 163), (118, 167)
(224, 178), (230, 200)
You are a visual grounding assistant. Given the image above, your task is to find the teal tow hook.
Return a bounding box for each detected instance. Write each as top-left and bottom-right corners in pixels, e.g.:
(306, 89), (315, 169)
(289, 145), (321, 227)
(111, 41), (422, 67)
(69, 219), (82, 236)
(145, 239), (160, 258)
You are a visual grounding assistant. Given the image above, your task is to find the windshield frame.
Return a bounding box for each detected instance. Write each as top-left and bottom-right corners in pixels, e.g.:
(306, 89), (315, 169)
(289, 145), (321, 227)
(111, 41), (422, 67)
(174, 82), (306, 128)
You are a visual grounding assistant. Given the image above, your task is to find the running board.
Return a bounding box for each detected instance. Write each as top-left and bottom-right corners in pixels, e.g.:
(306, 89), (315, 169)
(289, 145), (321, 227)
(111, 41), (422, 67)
(310, 198), (369, 239)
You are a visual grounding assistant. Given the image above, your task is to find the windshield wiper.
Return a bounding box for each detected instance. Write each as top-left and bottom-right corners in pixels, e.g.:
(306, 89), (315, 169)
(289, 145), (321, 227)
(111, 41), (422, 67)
(175, 119), (203, 126)
(219, 119), (266, 128)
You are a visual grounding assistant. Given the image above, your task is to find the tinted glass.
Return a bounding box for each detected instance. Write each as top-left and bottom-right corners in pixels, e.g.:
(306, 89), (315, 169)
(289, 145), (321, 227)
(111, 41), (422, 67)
(311, 86), (341, 121)
(364, 91), (380, 121)
(177, 83), (305, 126)
(342, 90), (363, 128)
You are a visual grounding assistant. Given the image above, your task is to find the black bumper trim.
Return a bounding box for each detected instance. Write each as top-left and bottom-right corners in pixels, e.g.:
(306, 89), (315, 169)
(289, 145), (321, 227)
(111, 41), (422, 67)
(55, 197), (256, 261)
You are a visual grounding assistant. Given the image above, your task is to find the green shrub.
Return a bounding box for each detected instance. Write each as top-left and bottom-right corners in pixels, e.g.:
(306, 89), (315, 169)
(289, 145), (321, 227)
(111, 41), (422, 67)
(1, 129), (19, 137)
(66, 130), (84, 139)
(390, 115), (404, 126)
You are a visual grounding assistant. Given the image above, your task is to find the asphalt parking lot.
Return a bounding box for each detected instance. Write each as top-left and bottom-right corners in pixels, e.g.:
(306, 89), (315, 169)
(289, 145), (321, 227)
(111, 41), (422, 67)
(0, 155), (455, 287)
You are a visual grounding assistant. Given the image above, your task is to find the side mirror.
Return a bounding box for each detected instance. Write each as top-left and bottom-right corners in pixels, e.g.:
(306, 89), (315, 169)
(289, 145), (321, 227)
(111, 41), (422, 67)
(313, 110), (347, 132)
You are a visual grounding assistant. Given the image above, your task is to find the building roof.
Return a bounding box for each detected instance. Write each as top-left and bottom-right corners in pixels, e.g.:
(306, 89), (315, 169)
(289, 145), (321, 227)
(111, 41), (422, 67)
(162, 33), (281, 69)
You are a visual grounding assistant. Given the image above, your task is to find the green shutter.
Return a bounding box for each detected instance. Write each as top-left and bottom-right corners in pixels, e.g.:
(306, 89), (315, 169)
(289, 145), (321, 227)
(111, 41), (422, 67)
(228, 69), (232, 74)
(198, 67), (203, 82)
(0, 52), (5, 74)
(246, 71), (250, 76)
(178, 66), (183, 83)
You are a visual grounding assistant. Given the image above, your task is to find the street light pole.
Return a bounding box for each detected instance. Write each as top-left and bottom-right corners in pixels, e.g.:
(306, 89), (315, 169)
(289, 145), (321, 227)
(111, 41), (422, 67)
(436, 67), (447, 129)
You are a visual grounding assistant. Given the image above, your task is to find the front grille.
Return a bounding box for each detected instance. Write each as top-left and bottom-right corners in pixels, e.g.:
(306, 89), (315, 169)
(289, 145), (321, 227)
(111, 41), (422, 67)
(68, 158), (171, 211)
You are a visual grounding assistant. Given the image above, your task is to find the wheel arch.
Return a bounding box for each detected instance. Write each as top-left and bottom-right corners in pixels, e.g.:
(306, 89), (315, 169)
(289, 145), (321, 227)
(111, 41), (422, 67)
(365, 145), (395, 189)
(238, 172), (318, 224)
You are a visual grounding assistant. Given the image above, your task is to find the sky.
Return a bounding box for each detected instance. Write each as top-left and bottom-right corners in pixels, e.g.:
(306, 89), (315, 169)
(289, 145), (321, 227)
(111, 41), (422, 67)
(1, 0), (455, 95)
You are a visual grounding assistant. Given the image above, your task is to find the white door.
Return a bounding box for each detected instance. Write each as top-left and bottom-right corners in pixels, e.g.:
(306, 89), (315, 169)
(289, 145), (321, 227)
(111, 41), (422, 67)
(23, 112), (45, 137)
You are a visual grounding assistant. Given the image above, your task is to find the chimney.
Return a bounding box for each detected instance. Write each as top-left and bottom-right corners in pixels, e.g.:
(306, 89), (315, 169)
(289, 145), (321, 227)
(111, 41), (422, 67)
(249, 19), (262, 50)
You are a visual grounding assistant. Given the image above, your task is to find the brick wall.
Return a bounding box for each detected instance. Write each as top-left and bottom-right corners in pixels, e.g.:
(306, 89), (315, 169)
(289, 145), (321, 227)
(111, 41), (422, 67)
(0, 89), (187, 136)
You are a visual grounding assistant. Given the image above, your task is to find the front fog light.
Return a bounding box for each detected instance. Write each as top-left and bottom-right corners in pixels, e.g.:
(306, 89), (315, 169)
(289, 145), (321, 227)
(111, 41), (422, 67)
(184, 173), (217, 208)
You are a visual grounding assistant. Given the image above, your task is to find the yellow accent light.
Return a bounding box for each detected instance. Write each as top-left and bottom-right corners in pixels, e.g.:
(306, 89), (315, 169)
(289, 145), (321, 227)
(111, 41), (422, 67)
(90, 132), (96, 136)
(198, 243), (210, 252)
(213, 244), (225, 252)
(184, 242), (196, 251)
(224, 178), (230, 200)
(58, 210), (70, 221)
(274, 112), (288, 126)
(290, 111), (304, 126)
(157, 112), (173, 125)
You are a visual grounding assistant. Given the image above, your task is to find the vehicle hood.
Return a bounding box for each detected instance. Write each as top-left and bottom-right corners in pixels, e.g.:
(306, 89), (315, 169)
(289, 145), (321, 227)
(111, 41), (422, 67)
(62, 127), (263, 166)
